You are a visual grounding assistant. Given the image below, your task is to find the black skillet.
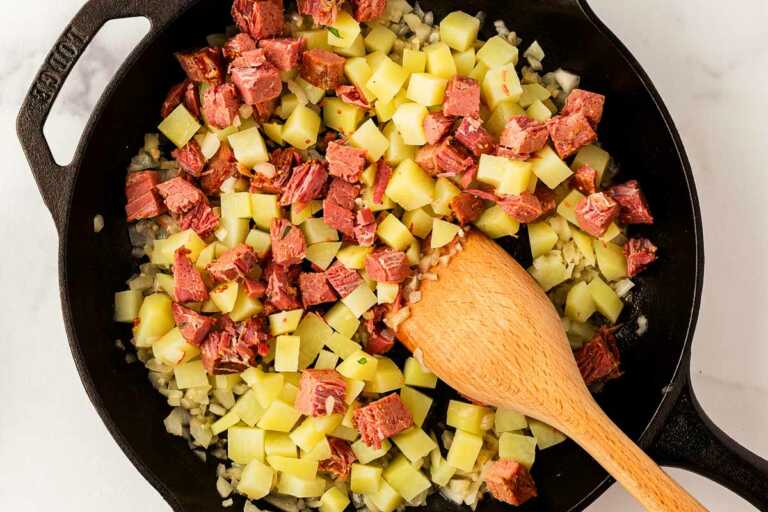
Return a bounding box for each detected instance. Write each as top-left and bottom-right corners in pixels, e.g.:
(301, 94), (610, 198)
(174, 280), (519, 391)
(16, 0), (768, 510)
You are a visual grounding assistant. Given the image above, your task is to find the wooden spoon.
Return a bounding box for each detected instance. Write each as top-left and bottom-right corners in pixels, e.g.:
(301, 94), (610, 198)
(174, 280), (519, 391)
(396, 230), (706, 512)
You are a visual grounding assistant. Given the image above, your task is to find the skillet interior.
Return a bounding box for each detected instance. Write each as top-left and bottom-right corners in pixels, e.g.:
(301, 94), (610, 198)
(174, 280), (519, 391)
(60, 0), (700, 510)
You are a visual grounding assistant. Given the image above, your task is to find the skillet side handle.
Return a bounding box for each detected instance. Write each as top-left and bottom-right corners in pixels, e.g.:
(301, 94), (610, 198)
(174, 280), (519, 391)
(15, 0), (188, 230)
(649, 371), (768, 510)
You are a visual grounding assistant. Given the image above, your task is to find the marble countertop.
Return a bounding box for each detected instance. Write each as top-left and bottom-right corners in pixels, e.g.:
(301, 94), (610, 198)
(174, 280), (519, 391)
(1, 0), (766, 510)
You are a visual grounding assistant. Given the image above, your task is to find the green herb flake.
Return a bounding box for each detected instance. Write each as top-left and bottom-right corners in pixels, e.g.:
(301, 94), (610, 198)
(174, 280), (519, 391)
(326, 26), (341, 38)
(358, 357), (367, 365)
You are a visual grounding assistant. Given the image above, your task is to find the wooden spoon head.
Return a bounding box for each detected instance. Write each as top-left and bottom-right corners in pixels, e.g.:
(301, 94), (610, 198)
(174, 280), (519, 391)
(397, 230), (590, 429)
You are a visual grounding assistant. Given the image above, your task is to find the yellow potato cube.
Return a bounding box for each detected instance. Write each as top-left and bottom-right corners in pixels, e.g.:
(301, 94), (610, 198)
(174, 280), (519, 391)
(291, 199), (321, 225)
(275, 335), (301, 372)
(431, 218), (461, 248)
(344, 379), (366, 404)
(344, 57), (376, 102)
(528, 221), (559, 259)
(327, 10), (361, 48)
(336, 245), (372, 269)
(174, 360), (209, 389)
(323, 97), (364, 135)
(403, 357), (437, 388)
(494, 408), (528, 434)
(277, 93), (299, 120)
(352, 437), (391, 464)
(600, 222), (622, 243)
(229, 286), (264, 322)
(468, 60), (488, 83)
(341, 282), (378, 317)
(349, 118), (390, 162)
(294, 77), (326, 104)
(382, 455), (431, 501)
(425, 42), (457, 79)
(315, 349), (340, 369)
(267, 455), (319, 480)
(482, 63), (523, 109)
(531, 145), (573, 189)
(572, 144), (610, 184)
(265, 431), (298, 457)
(304, 437), (333, 461)
(565, 281), (596, 323)
(446, 400), (492, 435)
(392, 427), (437, 463)
(365, 357), (404, 393)
(402, 208), (433, 238)
(594, 240), (628, 281)
(399, 386), (433, 427)
(269, 309), (304, 335)
(324, 302), (360, 337)
(325, 332), (362, 358)
(283, 104), (321, 149)
(383, 120), (417, 164)
(158, 104), (200, 148)
(277, 474), (325, 498)
(499, 432), (537, 469)
(366, 50), (388, 72)
(279, 382), (299, 404)
(367, 58), (409, 104)
(588, 277), (624, 323)
(245, 229), (272, 258)
(337, 350), (378, 381)
(447, 429), (483, 471)
(228, 126), (268, 168)
(518, 82), (551, 108)
(351, 463), (382, 494)
(477, 154), (509, 188)
(290, 417), (325, 451)
(133, 293), (174, 347)
(406, 73), (448, 107)
(498, 160), (534, 196)
(376, 213), (416, 250)
(210, 281), (238, 314)
(392, 102), (429, 145)
(153, 273), (174, 297)
(486, 101), (526, 136)
(114, 290), (143, 323)
(218, 217), (250, 248)
(262, 121), (284, 145)
(527, 99), (552, 122)
(556, 189), (585, 225)
(293, 312), (334, 368)
(302, 217), (339, 244)
(320, 487), (350, 512)
(334, 33), (365, 58)
(228, 426), (266, 464)
(386, 159), (435, 209)
(237, 460), (274, 500)
(306, 241), (343, 270)
(453, 48), (476, 76)
(211, 411), (240, 436)
(368, 480), (403, 512)
(258, 400), (302, 432)
(430, 455), (457, 486)
(249, 194), (282, 234)
(365, 23), (397, 54)
(439, 11), (480, 51)
(571, 229), (596, 266)
(299, 29), (332, 50)
(151, 229), (207, 265)
(377, 282), (399, 304)
(528, 418), (567, 449)
(529, 251), (569, 291)
(402, 48), (426, 74)
(477, 36), (518, 69)
(432, 177), (462, 216)
(153, 328), (200, 367)
(474, 205), (520, 239)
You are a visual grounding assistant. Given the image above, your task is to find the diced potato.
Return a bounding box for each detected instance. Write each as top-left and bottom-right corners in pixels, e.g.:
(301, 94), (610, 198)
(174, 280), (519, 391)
(528, 418), (567, 449)
(402, 208), (433, 239)
(600, 222), (621, 243)
(302, 217), (340, 244)
(293, 312), (334, 368)
(486, 101), (526, 136)
(392, 427), (437, 463)
(366, 50), (388, 72)
(245, 229), (272, 258)
(386, 159), (435, 210)
(367, 58), (409, 104)
(406, 73), (448, 107)
(310, 414), (344, 435)
(201, 299), (220, 314)
(499, 432), (537, 469)
(360, 163), (377, 187)
(403, 357), (437, 388)
(548, 215), (572, 241)
(432, 177), (462, 216)
(278, 93), (299, 120)
(430, 455), (457, 486)
(158, 104), (200, 148)
(325, 332), (362, 358)
(237, 460), (274, 500)
(269, 309), (304, 336)
(477, 154), (508, 188)
(468, 61), (489, 83)
(228, 127), (268, 168)
(399, 386), (433, 427)
(215, 373), (240, 391)
(588, 277), (624, 323)
(154, 273), (175, 297)
(402, 48), (426, 74)
(277, 473), (325, 498)
(291, 200), (321, 226)
(304, 437), (333, 461)
(279, 382), (299, 404)
(565, 281), (596, 323)
(283, 103), (321, 149)
(382, 120), (417, 165)
(572, 144), (610, 184)
(529, 251), (570, 291)
(494, 408), (528, 434)
(174, 360), (209, 389)
(447, 401), (492, 435)
(194, 243), (218, 270)
(341, 282), (378, 317)
(324, 303), (360, 337)
(447, 429), (483, 471)
(439, 11), (480, 51)
(518, 82), (551, 108)
(306, 241), (343, 270)
(452, 48), (476, 76)
(320, 487), (350, 512)
(382, 455), (431, 502)
(365, 23), (397, 54)
(232, 391), (266, 427)
(195, 130), (221, 159)
(228, 426), (266, 464)
(365, 357), (404, 393)
(151, 229), (207, 265)
(315, 349), (340, 369)
(349, 119), (390, 162)
(133, 293), (174, 347)
(262, 121), (284, 145)
(327, 10), (361, 48)
(352, 438), (392, 464)
(299, 29), (332, 50)
(267, 455), (319, 480)
(376, 213), (416, 250)
(210, 281), (238, 314)
(405, 240), (421, 265)
(336, 245), (372, 269)
(477, 36), (518, 69)
(425, 42), (457, 79)
(571, 229), (596, 266)
(337, 350), (378, 381)
(482, 63), (523, 110)
(114, 290), (143, 323)
(274, 335), (301, 372)
(474, 205), (520, 239)
(265, 431), (298, 457)
(527, 99), (552, 122)
(290, 417), (326, 451)
(392, 102), (429, 146)
(250, 193), (282, 231)
(368, 480), (404, 512)
(258, 400), (302, 432)
(594, 240), (628, 281)
(323, 97), (364, 135)
(152, 327), (200, 367)
(528, 221), (559, 259)
(219, 216), (250, 248)
(556, 189), (585, 225)
(532, 145), (573, 189)
(431, 218), (461, 248)
(344, 57), (376, 103)
(497, 160), (534, 196)
(377, 282), (399, 305)
(212, 410), (240, 435)
(344, 379), (366, 404)
(249, 371), (285, 410)
(229, 286), (264, 322)
(334, 33), (365, 57)
(351, 463), (382, 494)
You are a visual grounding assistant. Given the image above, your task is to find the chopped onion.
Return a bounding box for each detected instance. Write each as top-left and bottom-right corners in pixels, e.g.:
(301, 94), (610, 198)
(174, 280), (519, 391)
(553, 68), (581, 94)
(253, 162), (276, 178)
(93, 214), (104, 233)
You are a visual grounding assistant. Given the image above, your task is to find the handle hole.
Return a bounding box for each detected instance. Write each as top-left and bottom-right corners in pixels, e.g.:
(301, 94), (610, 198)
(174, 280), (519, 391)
(43, 17), (150, 166)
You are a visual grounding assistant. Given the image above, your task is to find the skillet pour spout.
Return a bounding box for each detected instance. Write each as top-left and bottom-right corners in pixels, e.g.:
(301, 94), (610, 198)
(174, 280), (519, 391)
(17, 0), (768, 510)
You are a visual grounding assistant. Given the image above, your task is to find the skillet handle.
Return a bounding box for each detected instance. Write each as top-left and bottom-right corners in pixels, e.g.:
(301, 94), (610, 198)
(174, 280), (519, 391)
(649, 368), (768, 510)
(15, 0), (190, 230)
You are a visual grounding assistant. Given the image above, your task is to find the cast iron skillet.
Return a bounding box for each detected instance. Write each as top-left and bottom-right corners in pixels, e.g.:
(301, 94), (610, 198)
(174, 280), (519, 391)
(16, 0), (768, 510)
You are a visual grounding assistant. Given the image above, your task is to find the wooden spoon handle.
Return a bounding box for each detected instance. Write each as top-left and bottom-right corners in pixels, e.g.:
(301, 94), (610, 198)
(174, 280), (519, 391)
(569, 398), (707, 511)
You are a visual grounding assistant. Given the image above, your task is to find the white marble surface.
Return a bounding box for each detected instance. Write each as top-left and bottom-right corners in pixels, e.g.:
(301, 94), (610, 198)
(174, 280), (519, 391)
(1, 0), (766, 510)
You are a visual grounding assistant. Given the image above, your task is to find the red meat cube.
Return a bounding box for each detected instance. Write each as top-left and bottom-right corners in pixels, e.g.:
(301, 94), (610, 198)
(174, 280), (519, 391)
(325, 261), (363, 298)
(172, 303), (214, 347)
(295, 369), (347, 416)
(318, 438), (357, 480)
(364, 305), (395, 355)
(373, 160), (392, 204)
(547, 112), (597, 159)
(354, 208), (377, 247)
(299, 272), (337, 307)
(499, 116), (548, 156)
(175, 47), (225, 84)
(571, 164), (598, 195)
(125, 171), (165, 221)
(455, 116), (495, 156)
(231, 0), (284, 40)
(575, 192), (620, 237)
(271, 218), (307, 266)
(497, 192), (544, 223)
(207, 244), (259, 282)
(280, 160), (328, 206)
(423, 112), (454, 145)
(265, 263), (301, 310)
(298, 0), (344, 25)
(435, 137), (475, 176)
(323, 198), (356, 237)
(561, 88), (605, 127)
(624, 238), (658, 277)
(534, 183), (557, 216)
(156, 177), (206, 214)
(350, 0), (386, 22)
(161, 80), (201, 119)
(201, 317), (262, 375)
(335, 84), (370, 108)
(443, 76), (480, 117)
(252, 147), (302, 194)
(201, 143), (238, 194)
(574, 327), (621, 387)
(253, 97), (277, 121)
(365, 249), (411, 283)
(353, 394), (413, 449)
(222, 33), (257, 61)
(484, 460), (538, 506)
(183, 81), (202, 119)
(326, 141), (367, 183)
(179, 201), (220, 238)
(607, 180), (654, 225)
(300, 48), (346, 89)
(327, 178), (360, 210)
(450, 192), (485, 225)
(173, 139), (206, 177)
(230, 53), (282, 105)
(230, 47), (269, 68)
(174, 248), (209, 303)
(243, 278), (267, 298)
(459, 163), (479, 189)
(259, 37), (305, 71)
(202, 83), (241, 129)
(414, 144), (439, 174)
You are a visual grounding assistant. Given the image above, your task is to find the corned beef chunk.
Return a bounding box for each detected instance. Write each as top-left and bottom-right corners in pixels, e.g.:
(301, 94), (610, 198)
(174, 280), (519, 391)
(172, 303), (214, 346)
(175, 47), (225, 84)
(575, 192), (620, 237)
(179, 201), (220, 238)
(354, 208), (377, 247)
(259, 37), (304, 71)
(299, 272), (337, 307)
(484, 460), (538, 506)
(298, 0), (344, 25)
(222, 33), (257, 61)
(534, 183), (557, 216)
(207, 244), (259, 282)
(325, 261), (363, 297)
(125, 171), (165, 221)
(201, 142), (238, 194)
(435, 137), (475, 176)
(423, 112), (454, 145)
(156, 177), (206, 214)
(607, 180), (654, 224)
(270, 218), (307, 265)
(300, 48), (345, 89)
(499, 116), (549, 156)
(624, 238), (658, 277)
(231, 0), (284, 40)
(498, 192), (544, 223)
(349, 0), (386, 22)
(295, 369), (347, 416)
(547, 112), (597, 159)
(571, 164), (598, 195)
(365, 249), (411, 283)
(201, 317), (266, 374)
(265, 263), (301, 310)
(414, 144), (440, 174)
(455, 116), (495, 156)
(322, 197), (355, 237)
(372, 160), (392, 204)
(183, 81), (202, 119)
(229, 50), (283, 105)
(364, 305), (395, 355)
(318, 438), (357, 480)
(353, 394), (413, 449)
(244, 278), (267, 298)
(280, 160), (328, 205)
(202, 83), (241, 129)
(251, 147), (302, 193)
(335, 84), (370, 108)
(174, 248), (209, 303)
(172, 139), (206, 177)
(450, 192), (485, 225)
(574, 327), (622, 388)
(161, 80), (200, 118)
(326, 140), (367, 183)
(443, 76), (480, 117)
(326, 178), (360, 210)
(561, 88), (605, 127)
